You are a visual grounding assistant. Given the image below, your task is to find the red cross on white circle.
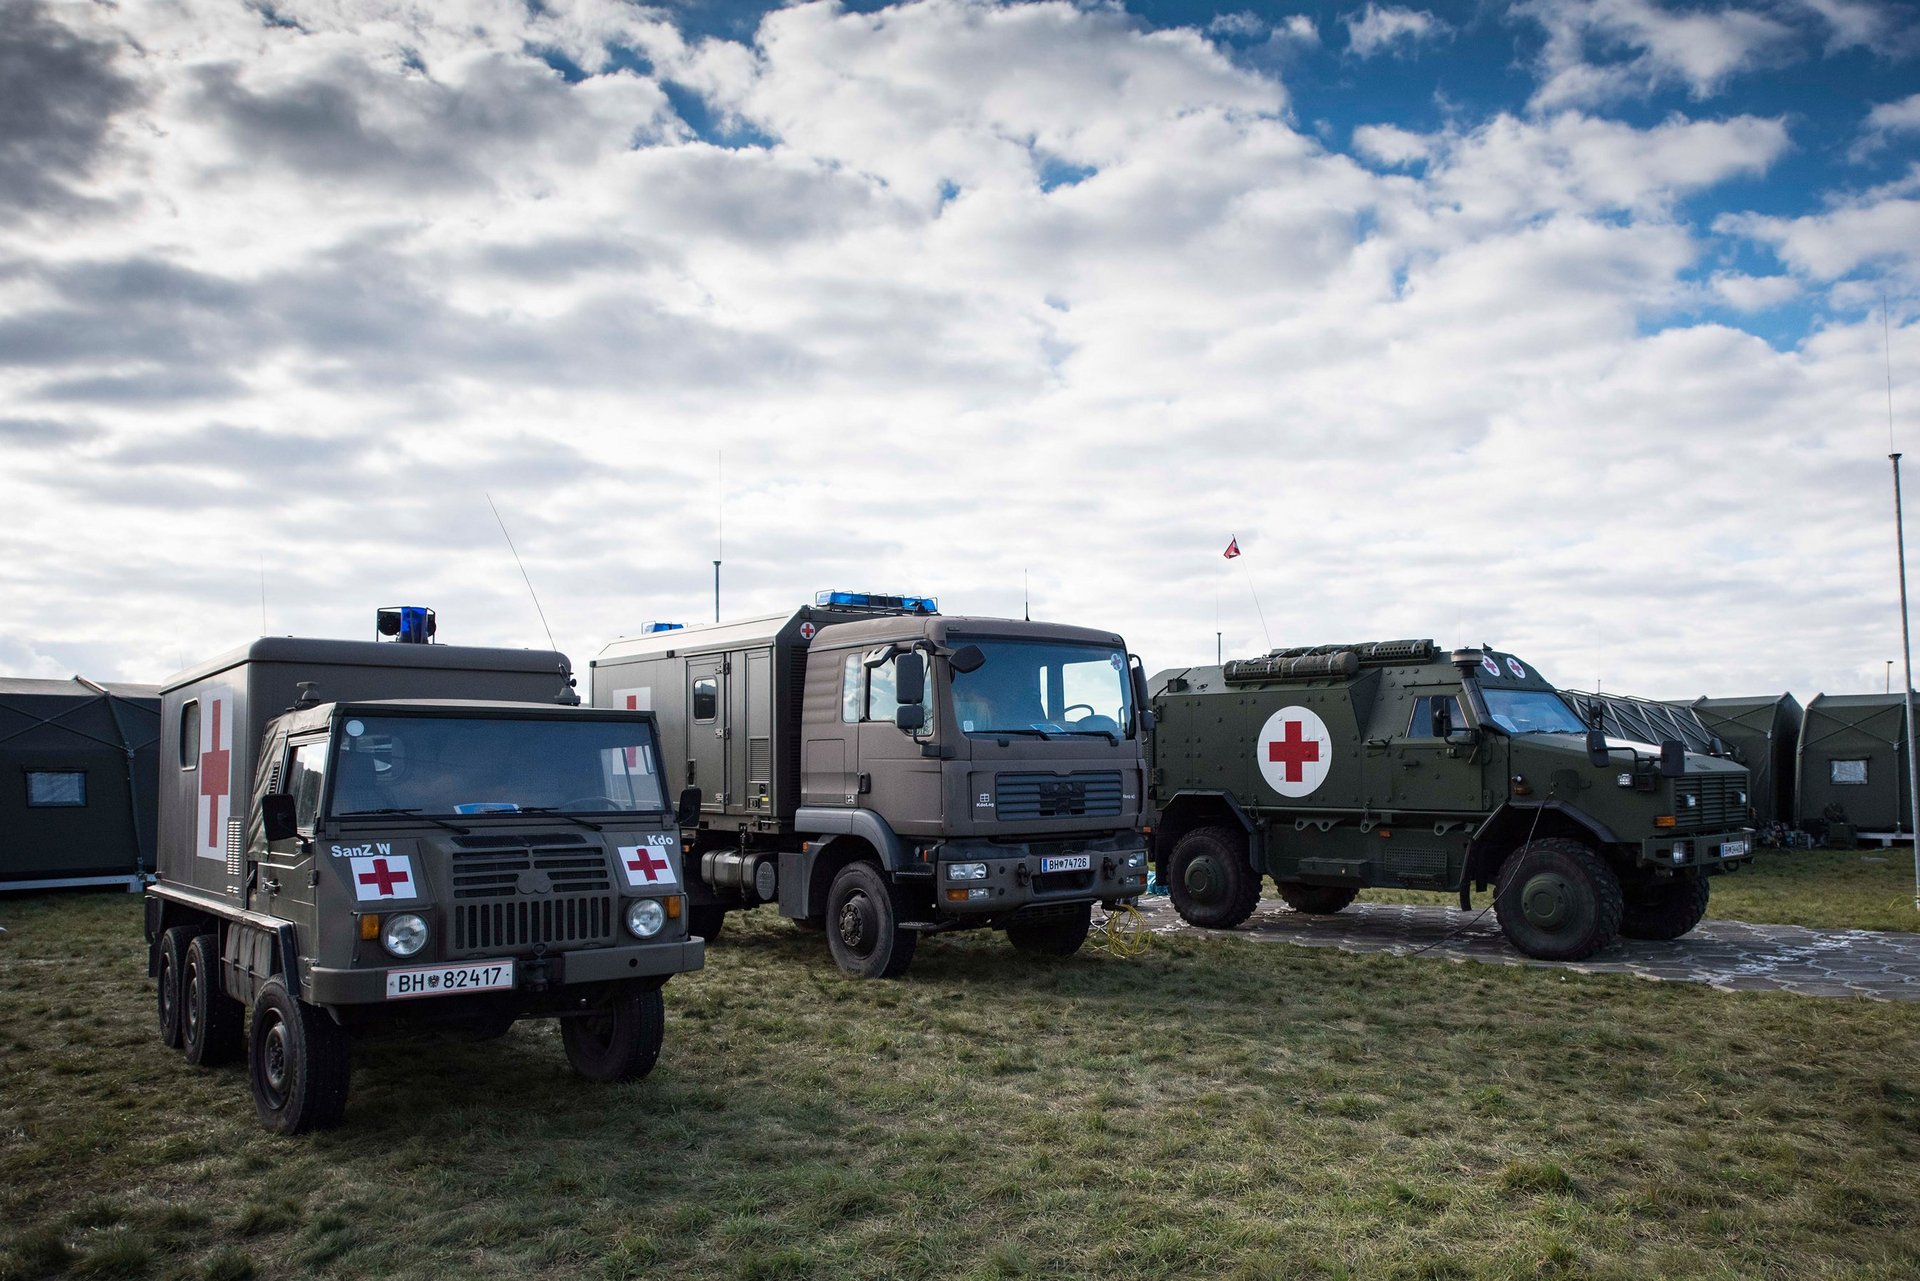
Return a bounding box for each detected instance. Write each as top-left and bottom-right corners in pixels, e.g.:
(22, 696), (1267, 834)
(1255, 706), (1332, 797)
(798, 621), (816, 641)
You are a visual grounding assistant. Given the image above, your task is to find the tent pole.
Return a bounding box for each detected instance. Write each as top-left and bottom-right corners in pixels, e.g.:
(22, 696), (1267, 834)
(1890, 453), (1920, 910)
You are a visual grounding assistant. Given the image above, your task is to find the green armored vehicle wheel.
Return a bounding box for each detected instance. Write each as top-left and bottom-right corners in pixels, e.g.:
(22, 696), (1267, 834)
(1619, 876), (1711, 941)
(1275, 882), (1357, 915)
(1493, 838), (1623, 961)
(1168, 827), (1262, 929)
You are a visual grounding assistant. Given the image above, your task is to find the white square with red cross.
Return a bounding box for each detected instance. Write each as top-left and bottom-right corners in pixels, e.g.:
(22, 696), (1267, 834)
(619, 835), (679, 889)
(350, 854), (419, 902)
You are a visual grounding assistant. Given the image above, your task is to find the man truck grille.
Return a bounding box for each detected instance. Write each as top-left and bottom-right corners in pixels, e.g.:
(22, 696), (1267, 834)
(451, 896), (614, 952)
(1673, 775), (1744, 829)
(449, 844), (614, 899)
(994, 772), (1124, 821)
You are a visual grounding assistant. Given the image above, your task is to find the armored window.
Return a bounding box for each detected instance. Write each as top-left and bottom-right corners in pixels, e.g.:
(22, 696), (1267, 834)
(1407, 695), (1464, 737)
(1831, 758), (1869, 785)
(179, 701), (200, 770)
(284, 741), (329, 832)
(692, 677), (718, 723)
(25, 770), (86, 807)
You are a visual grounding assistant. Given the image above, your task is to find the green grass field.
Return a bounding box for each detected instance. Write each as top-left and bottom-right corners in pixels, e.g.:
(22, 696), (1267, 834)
(3, 870), (1918, 1281)
(1361, 848), (1920, 934)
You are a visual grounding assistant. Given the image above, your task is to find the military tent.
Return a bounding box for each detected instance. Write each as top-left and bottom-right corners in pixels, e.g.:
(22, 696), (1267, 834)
(1558, 689), (1719, 754)
(1685, 694), (1803, 826)
(0, 676), (159, 891)
(1795, 693), (1914, 838)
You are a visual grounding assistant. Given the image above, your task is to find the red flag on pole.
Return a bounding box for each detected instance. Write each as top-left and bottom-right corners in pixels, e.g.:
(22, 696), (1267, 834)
(1223, 537), (1240, 559)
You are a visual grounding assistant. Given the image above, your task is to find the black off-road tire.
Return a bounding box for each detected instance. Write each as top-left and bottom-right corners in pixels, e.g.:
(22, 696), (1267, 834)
(1006, 903), (1093, 956)
(181, 933), (244, 1067)
(248, 978), (352, 1134)
(1274, 881), (1358, 915)
(156, 925), (195, 1050)
(1619, 876), (1711, 941)
(1168, 826), (1263, 929)
(1493, 838), (1624, 961)
(687, 905), (728, 944)
(825, 862), (918, 979)
(561, 985), (666, 1083)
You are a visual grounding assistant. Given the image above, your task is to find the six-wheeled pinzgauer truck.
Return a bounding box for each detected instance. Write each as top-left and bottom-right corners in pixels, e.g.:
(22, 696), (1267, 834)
(590, 592), (1153, 977)
(144, 617), (704, 1133)
(1149, 640), (1754, 960)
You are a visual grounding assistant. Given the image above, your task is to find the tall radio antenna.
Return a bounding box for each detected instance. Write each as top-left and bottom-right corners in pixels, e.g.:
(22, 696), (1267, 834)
(486, 493), (559, 655)
(714, 451), (723, 624)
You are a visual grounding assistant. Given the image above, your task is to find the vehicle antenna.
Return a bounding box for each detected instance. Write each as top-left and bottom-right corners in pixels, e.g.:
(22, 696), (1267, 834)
(714, 450), (723, 624)
(1024, 568), (1030, 621)
(1233, 541), (1271, 649)
(485, 492), (559, 655)
(259, 554), (267, 632)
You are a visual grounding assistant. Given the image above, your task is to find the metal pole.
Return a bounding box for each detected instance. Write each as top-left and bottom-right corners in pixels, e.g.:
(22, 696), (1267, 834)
(713, 560), (721, 624)
(1216, 632), (1222, 664)
(1891, 453), (1920, 903)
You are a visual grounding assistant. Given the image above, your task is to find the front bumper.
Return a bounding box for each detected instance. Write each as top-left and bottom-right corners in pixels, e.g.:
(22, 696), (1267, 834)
(307, 938), (704, 1006)
(1638, 829), (1754, 871)
(928, 832), (1148, 917)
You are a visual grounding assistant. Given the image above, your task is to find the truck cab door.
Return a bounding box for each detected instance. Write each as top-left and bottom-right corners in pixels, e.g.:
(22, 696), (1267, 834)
(258, 734), (325, 924)
(686, 660), (729, 812)
(853, 651), (942, 839)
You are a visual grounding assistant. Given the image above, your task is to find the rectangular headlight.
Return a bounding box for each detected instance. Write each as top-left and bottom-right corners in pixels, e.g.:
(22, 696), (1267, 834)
(948, 862), (988, 881)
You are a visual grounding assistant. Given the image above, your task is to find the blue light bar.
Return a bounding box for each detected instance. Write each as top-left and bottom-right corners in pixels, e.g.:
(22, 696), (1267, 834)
(639, 622), (684, 634)
(814, 590), (939, 615)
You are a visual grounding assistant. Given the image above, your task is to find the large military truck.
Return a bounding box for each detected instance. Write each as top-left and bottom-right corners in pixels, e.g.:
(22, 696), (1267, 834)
(1149, 641), (1754, 960)
(590, 591), (1152, 977)
(144, 617), (704, 1133)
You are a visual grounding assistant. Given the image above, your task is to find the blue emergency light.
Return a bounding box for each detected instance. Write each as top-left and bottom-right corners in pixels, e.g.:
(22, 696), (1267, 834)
(375, 605), (437, 644)
(814, 590), (939, 615)
(639, 622), (685, 634)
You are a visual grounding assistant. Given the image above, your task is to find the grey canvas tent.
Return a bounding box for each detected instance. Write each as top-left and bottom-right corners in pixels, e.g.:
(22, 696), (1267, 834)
(1796, 693), (1912, 836)
(0, 676), (160, 891)
(1685, 694), (1803, 826)
(1559, 689), (1719, 755)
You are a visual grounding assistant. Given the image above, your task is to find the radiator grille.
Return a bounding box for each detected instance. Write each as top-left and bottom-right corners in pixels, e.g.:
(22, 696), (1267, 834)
(1673, 774), (1746, 829)
(449, 845), (613, 899)
(451, 895), (614, 952)
(994, 772), (1124, 821)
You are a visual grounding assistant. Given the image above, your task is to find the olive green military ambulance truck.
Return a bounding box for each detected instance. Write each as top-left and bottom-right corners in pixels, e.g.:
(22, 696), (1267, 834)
(591, 592), (1152, 977)
(1149, 641), (1753, 961)
(145, 614), (704, 1133)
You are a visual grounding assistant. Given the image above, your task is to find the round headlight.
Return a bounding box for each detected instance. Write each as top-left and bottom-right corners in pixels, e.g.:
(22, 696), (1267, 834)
(626, 899), (666, 939)
(382, 913), (428, 957)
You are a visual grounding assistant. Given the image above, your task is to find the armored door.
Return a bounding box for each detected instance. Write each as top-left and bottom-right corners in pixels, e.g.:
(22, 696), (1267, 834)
(1381, 685), (1484, 888)
(686, 659), (729, 812)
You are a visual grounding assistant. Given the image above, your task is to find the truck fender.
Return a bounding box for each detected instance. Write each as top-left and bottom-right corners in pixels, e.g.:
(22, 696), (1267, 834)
(1461, 802), (1619, 906)
(785, 808), (910, 920)
(1151, 790), (1262, 871)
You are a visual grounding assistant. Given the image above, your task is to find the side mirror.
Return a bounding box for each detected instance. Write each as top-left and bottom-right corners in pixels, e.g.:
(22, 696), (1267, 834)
(949, 644), (986, 675)
(676, 786), (702, 827)
(1584, 699), (1602, 730)
(1585, 728), (1611, 769)
(895, 704), (927, 732)
(1659, 740), (1686, 778)
(1429, 696), (1453, 740)
(262, 792), (298, 843)
(895, 651), (925, 705)
(1129, 655), (1155, 734)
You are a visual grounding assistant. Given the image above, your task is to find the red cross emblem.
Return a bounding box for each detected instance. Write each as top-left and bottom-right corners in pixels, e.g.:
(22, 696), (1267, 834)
(358, 858), (411, 896)
(798, 621), (816, 641)
(626, 846), (671, 883)
(625, 694), (642, 767)
(1266, 720), (1321, 783)
(199, 698), (230, 850)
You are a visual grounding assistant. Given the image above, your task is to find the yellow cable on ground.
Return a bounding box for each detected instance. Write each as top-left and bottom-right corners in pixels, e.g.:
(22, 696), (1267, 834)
(1098, 903), (1153, 958)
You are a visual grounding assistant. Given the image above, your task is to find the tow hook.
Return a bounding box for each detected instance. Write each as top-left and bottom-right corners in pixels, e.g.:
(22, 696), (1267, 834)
(525, 943), (551, 992)
(1014, 864), (1031, 886)
(1101, 856), (1116, 877)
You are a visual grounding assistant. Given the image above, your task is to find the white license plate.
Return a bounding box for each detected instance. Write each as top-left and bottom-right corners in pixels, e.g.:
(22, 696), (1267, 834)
(1718, 840), (1750, 859)
(1040, 853), (1091, 873)
(385, 961), (515, 1000)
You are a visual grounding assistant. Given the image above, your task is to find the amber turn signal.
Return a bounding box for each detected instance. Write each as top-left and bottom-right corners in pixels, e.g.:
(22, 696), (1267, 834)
(1654, 815), (1677, 829)
(359, 914), (380, 941)
(665, 895), (682, 919)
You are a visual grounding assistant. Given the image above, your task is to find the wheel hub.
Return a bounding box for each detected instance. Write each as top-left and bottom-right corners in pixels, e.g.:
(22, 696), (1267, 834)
(263, 1020), (289, 1099)
(838, 893), (875, 953)
(1520, 872), (1574, 929)
(1183, 856), (1220, 902)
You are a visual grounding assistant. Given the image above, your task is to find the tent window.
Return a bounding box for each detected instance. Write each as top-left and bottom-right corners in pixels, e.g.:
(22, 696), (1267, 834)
(26, 770), (87, 807)
(1831, 759), (1868, 785)
(180, 701), (200, 770)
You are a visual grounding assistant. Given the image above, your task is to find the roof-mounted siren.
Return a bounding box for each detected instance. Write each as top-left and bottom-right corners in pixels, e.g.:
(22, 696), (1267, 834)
(814, 590), (939, 615)
(1449, 648), (1486, 680)
(376, 606), (437, 645)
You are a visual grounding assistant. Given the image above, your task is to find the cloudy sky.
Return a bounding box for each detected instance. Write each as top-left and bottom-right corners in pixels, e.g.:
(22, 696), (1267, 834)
(2, 0), (1917, 702)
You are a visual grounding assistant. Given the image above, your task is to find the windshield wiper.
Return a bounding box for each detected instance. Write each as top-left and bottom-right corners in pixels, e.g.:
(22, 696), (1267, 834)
(983, 728), (1054, 739)
(336, 807), (470, 835)
(1066, 729), (1121, 745)
(518, 806), (605, 832)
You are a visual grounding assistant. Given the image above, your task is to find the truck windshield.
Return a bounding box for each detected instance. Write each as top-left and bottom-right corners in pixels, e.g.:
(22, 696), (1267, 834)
(329, 715), (665, 817)
(1482, 690), (1587, 735)
(949, 639), (1133, 737)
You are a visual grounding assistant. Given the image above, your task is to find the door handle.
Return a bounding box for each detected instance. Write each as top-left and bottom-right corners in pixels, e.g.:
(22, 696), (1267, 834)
(1401, 759), (1420, 769)
(264, 876), (282, 895)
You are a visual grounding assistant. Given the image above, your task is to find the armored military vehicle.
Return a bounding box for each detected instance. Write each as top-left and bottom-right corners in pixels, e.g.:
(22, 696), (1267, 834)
(590, 591), (1151, 977)
(144, 611), (704, 1133)
(1149, 641), (1753, 960)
